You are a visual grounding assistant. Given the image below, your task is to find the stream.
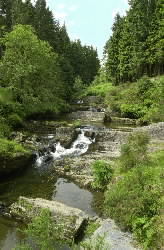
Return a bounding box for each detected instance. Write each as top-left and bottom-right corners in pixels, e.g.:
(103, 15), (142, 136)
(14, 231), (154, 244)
(0, 124), (102, 249)
(0, 109), (137, 250)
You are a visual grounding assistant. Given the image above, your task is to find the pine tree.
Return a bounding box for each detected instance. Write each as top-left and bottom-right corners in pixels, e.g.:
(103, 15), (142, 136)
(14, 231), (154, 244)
(146, 0), (164, 75)
(105, 14), (124, 84)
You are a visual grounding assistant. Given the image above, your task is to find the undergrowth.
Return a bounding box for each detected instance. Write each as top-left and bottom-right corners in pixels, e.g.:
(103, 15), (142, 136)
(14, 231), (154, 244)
(105, 132), (164, 249)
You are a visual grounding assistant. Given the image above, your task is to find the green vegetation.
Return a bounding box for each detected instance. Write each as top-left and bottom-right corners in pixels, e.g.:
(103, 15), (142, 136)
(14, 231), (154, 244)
(104, 133), (164, 249)
(0, 24), (67, 116)
(15, 209), (107, 250)
(72, 120), (82, 128)
(84, 222), (101, 237)
(77, 234), (110, 250)
(15, 209), (65, 250)
(0, 138), (29, 158)
(104, 0), (164, 84)
(0, 0), (100, 128)
(82, 82), (113, 97)
(83, 75), (164, 124)
(118, 132), (150, 172)
(91, 160), (113, 190)
(105, 75), (164, 123)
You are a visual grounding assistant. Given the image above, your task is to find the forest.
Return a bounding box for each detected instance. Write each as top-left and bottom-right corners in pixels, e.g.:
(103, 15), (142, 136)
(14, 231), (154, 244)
(0, 0), (100, 124)
(104, 0), (164, 84)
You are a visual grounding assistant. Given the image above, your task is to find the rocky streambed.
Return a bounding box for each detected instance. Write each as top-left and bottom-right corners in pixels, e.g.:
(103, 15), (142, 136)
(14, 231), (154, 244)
(0, 99), (164, 249)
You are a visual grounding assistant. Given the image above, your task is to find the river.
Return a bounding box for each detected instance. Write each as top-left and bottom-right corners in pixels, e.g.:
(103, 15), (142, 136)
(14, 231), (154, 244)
(0, 121), (105, 249)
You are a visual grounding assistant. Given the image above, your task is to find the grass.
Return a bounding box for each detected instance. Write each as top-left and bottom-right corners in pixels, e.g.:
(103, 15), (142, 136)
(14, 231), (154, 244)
(0, 138), (29, 158)
(84, 222), (101, 237)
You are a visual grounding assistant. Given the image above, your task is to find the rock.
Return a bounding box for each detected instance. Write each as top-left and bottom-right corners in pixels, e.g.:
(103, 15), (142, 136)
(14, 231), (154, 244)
(10, 196), (88, 242)
(90, 219), (141, 250)
(104, 111), (112, 122)
(94, 129), (130, 157)
(0, 202), (7, 215)
(0, 153), (33, 178)
(82, 96), (103, 105)
(135, 122), (164, 140)
(55, 127), (79, 148)
(68, 111), (105, 122)
(111, 117), (137, 125)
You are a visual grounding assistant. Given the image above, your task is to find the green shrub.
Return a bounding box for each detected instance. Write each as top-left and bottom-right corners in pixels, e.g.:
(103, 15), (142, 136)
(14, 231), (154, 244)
(105, 134), (164, 249)
(91, 160), (113, 190)
(105, 162), (163, 249)
(84, 222), (100, 237)
(73, 120), (82, 128)
(15, 209), (65, 250)
(118, 132), (150, 172)
(8, 113), (23, 128)
(0, 138), (28, 158)
(76, 234), (110, 250)
(83, 82), (113, 97)
(105, 75), (164, 122)
(0, 119), (11, 138)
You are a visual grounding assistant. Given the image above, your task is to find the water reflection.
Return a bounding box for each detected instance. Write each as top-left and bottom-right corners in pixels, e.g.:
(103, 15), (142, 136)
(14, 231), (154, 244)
(53, 178), (97, 216)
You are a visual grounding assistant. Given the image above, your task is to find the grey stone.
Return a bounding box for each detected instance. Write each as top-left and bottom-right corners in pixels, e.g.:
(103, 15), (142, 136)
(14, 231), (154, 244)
(91, 219), (141, 250)
(10, 196), (88, 242)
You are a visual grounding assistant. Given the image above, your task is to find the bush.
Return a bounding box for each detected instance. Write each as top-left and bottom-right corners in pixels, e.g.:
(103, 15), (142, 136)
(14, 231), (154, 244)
(8, 113), (23, 128)
(15, 209), (65, 250)
(105, 162), (163, 249)
(105, 132), (164, 249)
(118, 132), (150, 172)
(83, 82), (113, 97)
(105, 75), (164, 123)
(0, 119), (11, 138)
(91, 160), (113, 190)
(0, 138), (28, 158)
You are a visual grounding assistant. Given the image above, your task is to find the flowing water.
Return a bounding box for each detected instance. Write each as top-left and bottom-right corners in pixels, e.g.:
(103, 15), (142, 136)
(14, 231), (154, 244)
(36, 129), (94, 166)
(0, 127), (100, 249)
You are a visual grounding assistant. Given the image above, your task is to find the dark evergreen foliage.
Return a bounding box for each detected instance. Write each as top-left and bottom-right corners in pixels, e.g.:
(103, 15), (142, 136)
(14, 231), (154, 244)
(104, 0), (164, 84)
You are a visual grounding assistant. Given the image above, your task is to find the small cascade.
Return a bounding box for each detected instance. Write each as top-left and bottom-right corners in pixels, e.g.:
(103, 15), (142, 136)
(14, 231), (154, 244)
(35, 129), (95, 167)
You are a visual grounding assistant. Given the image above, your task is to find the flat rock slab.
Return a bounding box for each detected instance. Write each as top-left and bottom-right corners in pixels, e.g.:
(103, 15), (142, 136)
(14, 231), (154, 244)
(68, 111), (105, 122)
(10, 196), (88, 241)
(92, 219), (141, 250)
(135, 122), (164, 140)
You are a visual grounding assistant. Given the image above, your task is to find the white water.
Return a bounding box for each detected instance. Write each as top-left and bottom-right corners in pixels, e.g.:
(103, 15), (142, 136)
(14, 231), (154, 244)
(36, 129), (94, 166)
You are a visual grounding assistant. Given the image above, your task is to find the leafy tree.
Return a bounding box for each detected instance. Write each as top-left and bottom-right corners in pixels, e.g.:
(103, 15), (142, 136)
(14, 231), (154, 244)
(0, 24), (65, 116)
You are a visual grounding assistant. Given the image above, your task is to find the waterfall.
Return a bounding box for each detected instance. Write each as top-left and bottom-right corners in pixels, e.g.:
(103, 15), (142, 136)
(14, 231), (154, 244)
(35, 129), (94, 167)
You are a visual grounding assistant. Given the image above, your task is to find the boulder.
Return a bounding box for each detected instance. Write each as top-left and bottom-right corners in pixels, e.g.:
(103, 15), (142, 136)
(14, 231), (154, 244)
(0, 153), (33, 178)
(55, 127), (79, 148)
(10, 196), (88, 242)
(89, 219), (141, 250)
